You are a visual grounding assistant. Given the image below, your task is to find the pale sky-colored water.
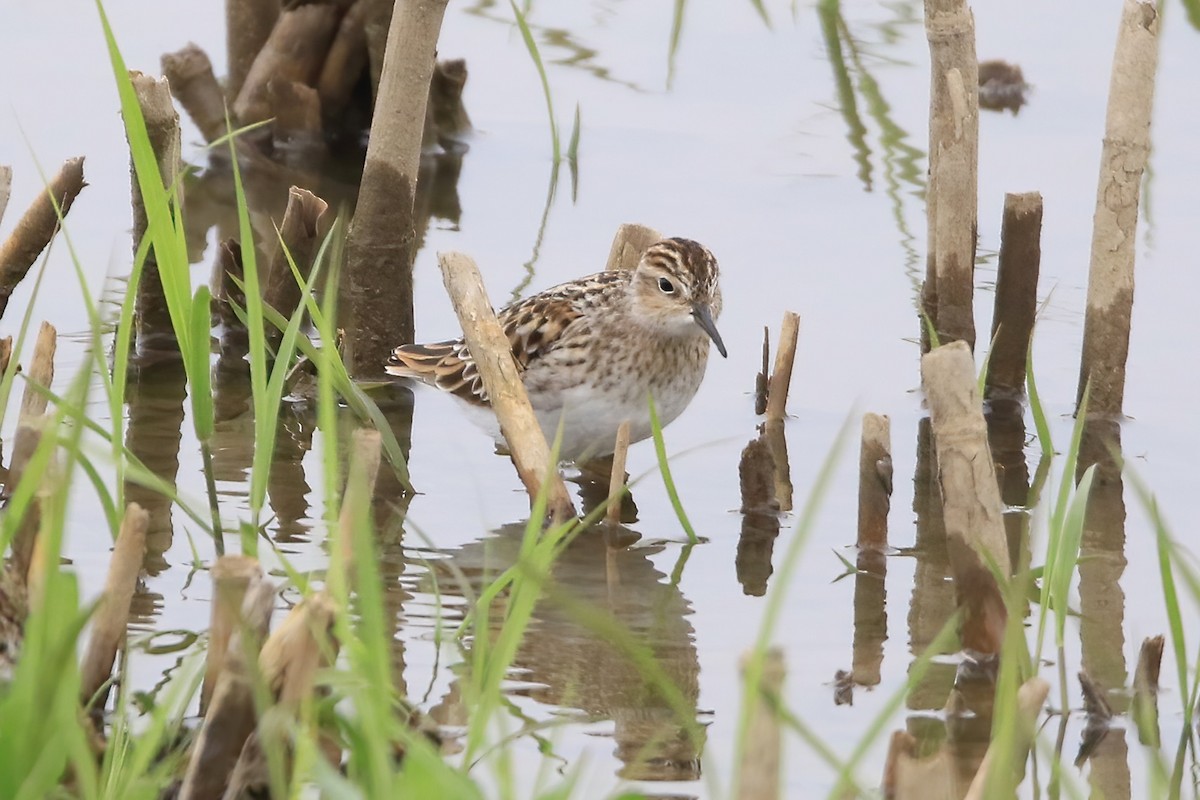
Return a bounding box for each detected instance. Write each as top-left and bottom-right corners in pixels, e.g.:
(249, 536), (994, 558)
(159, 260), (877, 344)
(2, 1), (1199, 797)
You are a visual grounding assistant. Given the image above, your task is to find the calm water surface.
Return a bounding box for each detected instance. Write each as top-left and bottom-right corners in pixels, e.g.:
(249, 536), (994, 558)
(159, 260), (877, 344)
(2, 1), (1199, 797)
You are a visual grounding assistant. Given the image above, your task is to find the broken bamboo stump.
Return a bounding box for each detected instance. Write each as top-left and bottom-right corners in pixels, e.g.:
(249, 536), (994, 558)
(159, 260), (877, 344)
(128, 72), (183, 355)
(210, 238), (246, 333)
(226, 0), (281, 100)
(754, 327), (769, 415)
(438, 251), (576, 523)
(1077, 0), (1159, 416)
(764, 312), (800, 425)
(233, 3), (341, 125)
(921, 341), (1010, 655)
(759, 312), (800, 513)
(428, 59), (472, 142)
(605, 420), (632, 526)
(986, 191), (1042, 398)
(963, 677), (1049, 799)
(201, 555), (264, 715)
(923, 0), (979, 351)
(4, 422), (46, 587)
(317, 0), (369, 124)
(1132, 634), (1163, 746)
(19, 321), (57, 421)
(606, 223), (663, 272)
(0, 158), (86, 322)
(80, 503), (148, 715)
(269, 81), (326, 160)
(225, 592), (338, 796)
(856, 412), (892, 550)
(333, 429), (383, 594)
(179, 574), (275, 800)
(6, 322), (59, 585)
(263, 186), (329, 339)
(161, 44), (227, 145)
(342, 0), (449, 376)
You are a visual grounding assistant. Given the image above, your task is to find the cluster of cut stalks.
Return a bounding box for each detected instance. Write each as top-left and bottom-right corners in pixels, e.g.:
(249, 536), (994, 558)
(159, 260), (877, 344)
(856, 0), (1166, 796)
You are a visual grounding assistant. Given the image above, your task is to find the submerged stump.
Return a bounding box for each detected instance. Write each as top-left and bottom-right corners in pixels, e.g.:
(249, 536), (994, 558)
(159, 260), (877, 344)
(921, 341), (1010, 655)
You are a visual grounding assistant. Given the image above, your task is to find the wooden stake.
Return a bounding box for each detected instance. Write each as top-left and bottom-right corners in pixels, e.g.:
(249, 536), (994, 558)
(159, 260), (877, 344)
(931, 67), (978, 349)
(1132, 634), (1163, 746)
(18, 321), (56, 422)
(986, 191), (1042, 397)
(201, 555), (264, 715)
(232, 3), (341, 125)
(210, 238), (246, 331)
(161, 44), (227, 144)
(343, 0), (450, 375)
(921, 341), (1010, 654)
(226, 0), (281, 100)
(317, 0), (369, 123)
(856, 412), (892, 550)
(179, 575), (275, 800)
(1077, 0), (1159, 416)
(129, 72), (181, 239)
(269, 81), (325, 155)
(334, 429), (383, 592)
(128, 72), (182, 355)
(605, 420), (631, 525)
(0, 159), (86, 321)
(263, 186), (329, 334)
(754, 327), (769, 416)
(765, 312), (800, 424)
(80, 503), (148, 713)
(963, 678), (1049, 799)
(259, 592), (337, 708)
(605, 223), (662, 272)
(737, 648), (785, 800)
(4, 422), (46, 588)
(923, 0), (979, 351)
(428, 59), (472, 140)
(224, 592), (339, 797)
(438, 251), (576, 523)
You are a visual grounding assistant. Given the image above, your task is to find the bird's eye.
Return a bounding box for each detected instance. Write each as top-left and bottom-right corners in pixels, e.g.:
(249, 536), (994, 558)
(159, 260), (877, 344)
(658, 277), (675, 294)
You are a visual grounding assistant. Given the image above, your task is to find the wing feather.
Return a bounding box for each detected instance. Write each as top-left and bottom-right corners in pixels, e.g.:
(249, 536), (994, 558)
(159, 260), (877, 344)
(385, 271), (627, 405)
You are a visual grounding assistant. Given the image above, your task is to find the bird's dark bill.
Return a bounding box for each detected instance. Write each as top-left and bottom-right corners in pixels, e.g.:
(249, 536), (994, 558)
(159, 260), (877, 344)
(692, 304), (727, 358)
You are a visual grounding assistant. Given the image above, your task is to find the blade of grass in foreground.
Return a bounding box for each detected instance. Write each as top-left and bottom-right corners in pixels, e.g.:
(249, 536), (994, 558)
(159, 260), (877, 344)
(1025, 337), (1054, 464)
(648, 393), (698, 543)
(1033, 383), (1089, 666)
(509, 0), (560, 163)
(225, 120), (271, 554)
(98, 4), (229, 551)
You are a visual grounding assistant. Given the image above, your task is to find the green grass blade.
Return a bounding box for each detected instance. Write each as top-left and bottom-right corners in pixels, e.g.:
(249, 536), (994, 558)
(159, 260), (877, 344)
(647, 393), (698, 543)
(1025, 338), (1054, 463)
(1051, 465), (1094, 647)
(509, 0), (560, 162)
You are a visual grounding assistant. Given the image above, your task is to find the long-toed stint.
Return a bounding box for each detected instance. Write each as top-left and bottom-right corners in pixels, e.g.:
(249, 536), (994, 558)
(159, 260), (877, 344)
(385, 237), (726, 462)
